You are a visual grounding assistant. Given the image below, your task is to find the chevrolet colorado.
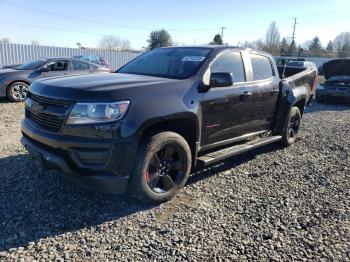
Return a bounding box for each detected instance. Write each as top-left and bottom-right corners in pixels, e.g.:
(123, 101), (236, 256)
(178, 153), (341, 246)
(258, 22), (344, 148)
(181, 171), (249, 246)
(21, 46), (317, 203)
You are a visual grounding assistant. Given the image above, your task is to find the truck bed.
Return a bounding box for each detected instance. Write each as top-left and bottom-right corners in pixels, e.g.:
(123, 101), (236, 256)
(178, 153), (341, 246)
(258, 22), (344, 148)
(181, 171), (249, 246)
(278, 66), (317, 96)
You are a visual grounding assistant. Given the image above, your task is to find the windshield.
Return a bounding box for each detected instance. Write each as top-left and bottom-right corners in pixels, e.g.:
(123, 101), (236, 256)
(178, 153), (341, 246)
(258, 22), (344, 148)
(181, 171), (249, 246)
(16, 59), (47, 70)
(117, 47), (212, 79)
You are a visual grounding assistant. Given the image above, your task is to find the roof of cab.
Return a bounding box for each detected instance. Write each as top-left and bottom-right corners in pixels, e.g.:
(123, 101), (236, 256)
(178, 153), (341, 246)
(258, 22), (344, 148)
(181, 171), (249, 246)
(160, 45), (272, 56)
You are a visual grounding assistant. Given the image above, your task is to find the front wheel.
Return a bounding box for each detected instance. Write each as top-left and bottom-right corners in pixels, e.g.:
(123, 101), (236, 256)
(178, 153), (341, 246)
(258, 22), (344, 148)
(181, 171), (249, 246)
(281, 106), (302, 147)
(7, 82), (29, 102)
(130, 131), (191, 203)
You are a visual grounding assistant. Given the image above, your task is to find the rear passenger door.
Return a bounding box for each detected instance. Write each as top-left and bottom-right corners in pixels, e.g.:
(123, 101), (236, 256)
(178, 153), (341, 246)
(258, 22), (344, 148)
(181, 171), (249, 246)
(248, 52), (280, 130)
(71, 60), (92, 75)
(201, 50), (257, 146)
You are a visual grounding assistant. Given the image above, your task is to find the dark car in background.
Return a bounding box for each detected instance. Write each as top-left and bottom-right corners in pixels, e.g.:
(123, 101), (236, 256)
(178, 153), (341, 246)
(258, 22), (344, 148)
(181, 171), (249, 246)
(316, 59), (350, 103)
(0, 57), (111, 102)
(72, 55), (112, 69)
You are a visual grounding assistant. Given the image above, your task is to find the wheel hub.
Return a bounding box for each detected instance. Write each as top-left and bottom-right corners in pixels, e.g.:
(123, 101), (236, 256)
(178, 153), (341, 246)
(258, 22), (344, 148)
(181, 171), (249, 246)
(159, 160), (171, 176)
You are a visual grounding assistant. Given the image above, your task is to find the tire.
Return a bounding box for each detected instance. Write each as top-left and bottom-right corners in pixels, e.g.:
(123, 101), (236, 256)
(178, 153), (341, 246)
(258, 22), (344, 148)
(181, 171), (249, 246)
(130, 131), (192, 204)
(6, 82), (29, 102)
(281, 106), (302, 147)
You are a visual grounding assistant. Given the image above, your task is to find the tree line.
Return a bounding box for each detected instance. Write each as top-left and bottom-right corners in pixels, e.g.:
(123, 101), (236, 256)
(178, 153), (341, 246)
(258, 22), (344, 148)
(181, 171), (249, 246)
(242, 22), (350, 58)
(2, 24), (349, 58)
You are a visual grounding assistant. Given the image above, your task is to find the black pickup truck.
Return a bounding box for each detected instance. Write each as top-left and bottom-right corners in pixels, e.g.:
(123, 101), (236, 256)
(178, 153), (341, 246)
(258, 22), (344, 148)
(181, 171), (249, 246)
(21, 46), (317, 203)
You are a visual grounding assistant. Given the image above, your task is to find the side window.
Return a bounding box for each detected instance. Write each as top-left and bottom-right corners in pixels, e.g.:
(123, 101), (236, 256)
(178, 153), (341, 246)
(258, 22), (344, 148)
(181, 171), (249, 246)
(210, 51), (245, 82)
(72, 61), (91, 70)
(48, 60), (68, 71)
(251, 54), (274, 81)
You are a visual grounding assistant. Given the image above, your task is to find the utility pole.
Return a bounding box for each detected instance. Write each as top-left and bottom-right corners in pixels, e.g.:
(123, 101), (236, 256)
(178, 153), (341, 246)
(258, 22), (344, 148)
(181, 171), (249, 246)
(291, 18), (297, 56)
(221, 27), (226, 39)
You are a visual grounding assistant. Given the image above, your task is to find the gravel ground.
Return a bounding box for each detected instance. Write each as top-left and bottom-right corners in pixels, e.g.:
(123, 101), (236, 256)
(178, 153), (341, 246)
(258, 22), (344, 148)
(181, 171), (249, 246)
(0, 98), (349, 261)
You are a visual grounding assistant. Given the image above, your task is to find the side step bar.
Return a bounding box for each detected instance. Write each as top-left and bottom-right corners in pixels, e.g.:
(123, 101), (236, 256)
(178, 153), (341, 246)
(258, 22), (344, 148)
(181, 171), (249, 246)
(197, 135), (282, 166)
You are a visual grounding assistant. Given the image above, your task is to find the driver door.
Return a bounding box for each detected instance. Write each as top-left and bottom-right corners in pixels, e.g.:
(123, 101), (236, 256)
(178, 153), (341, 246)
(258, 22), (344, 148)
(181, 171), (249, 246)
(40, 60), (69, 78)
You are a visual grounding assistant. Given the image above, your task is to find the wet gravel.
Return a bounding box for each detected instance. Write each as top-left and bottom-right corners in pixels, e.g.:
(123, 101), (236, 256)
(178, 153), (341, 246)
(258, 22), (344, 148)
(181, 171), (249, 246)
(0, 98), (349, 261)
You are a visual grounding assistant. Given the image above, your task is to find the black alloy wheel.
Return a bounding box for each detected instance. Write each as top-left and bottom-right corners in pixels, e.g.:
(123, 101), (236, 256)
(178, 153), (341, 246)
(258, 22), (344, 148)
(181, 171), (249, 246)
(145, 145), (186, 194)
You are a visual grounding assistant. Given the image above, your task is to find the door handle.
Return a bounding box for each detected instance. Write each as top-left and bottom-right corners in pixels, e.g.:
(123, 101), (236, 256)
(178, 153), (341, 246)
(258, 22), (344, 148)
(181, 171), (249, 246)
(240, 91), (252, 99)
(270, 88), (279, 95)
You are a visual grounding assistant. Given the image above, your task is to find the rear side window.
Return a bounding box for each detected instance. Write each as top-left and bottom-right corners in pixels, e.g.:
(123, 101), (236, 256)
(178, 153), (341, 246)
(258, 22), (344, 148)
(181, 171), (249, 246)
(251, 54), (274, 81)
(210, 51), (245, 82)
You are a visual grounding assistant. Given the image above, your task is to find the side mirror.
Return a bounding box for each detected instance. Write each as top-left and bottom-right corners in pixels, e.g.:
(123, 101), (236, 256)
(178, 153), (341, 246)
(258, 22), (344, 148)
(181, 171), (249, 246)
(40, 67), (50, 73)
(210, 72), (234, 88)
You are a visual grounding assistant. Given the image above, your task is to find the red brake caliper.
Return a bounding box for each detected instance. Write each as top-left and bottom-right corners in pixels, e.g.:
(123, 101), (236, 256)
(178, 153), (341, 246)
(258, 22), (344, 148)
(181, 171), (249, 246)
(145, 169), (150, 183)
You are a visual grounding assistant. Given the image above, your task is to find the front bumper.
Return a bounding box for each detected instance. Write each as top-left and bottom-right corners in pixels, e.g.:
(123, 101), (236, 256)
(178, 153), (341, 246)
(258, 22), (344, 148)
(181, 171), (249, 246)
(21, 119), (140, 194)
(0, 80), (7, 97)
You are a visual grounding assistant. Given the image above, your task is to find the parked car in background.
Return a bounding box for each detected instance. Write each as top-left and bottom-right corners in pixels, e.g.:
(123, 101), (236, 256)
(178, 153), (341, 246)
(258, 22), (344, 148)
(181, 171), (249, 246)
(285, 60), (318, 71)
(0, 57), (111, 102)
(2, 63), (23, 69)
(275, 57), (305, 66)
(72, 55), (112, 70)
(316, 59), (350, 103)
(21, 46), (317, 203)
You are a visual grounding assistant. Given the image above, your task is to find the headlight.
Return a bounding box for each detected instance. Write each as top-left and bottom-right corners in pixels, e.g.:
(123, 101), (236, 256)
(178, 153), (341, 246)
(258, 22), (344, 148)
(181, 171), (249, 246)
(67, 101), (130, 124)
(317, 84), (325, 90)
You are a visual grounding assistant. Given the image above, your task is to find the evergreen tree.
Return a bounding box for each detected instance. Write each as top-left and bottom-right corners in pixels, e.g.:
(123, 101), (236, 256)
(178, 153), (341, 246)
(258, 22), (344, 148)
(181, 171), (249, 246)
(209, 34), (223, 45)
(326, 40), (334, 52)
(147, 29), (172, 50)
(280, 37), (289, 55)
(308, 36), (322, 53)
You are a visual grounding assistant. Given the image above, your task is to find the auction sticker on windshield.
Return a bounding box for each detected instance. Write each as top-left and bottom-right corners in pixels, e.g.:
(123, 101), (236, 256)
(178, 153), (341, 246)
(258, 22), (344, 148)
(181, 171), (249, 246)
(182, 56), (206, 62)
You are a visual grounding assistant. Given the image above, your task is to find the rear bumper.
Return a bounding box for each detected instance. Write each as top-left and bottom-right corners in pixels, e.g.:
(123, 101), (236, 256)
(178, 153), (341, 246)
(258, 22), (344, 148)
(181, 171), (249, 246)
(21, 135), (129, 194)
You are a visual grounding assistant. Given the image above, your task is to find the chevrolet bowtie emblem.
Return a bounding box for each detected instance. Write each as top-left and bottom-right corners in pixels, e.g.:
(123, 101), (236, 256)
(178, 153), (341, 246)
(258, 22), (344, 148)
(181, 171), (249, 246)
(31, 101), (45, 112)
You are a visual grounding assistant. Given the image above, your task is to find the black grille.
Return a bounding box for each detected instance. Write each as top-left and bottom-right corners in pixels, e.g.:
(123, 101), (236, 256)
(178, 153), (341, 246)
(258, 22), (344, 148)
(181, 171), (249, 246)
(30, 93), (72, 106)
(26, 93), (73, 133)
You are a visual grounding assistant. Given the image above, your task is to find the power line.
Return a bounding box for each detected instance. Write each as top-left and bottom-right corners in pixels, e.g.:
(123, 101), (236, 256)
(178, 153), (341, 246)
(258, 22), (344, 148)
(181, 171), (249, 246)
(1, 0), (154, 31)
(0, 21), (148, 40)
(1, 0), (219, 32)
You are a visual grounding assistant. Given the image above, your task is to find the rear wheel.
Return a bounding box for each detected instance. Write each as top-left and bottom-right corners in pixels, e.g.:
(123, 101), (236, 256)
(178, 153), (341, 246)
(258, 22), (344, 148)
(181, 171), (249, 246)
(7, 82), (29, 102)
(281, 106), (301, 146)
(130, 131), (191, 203)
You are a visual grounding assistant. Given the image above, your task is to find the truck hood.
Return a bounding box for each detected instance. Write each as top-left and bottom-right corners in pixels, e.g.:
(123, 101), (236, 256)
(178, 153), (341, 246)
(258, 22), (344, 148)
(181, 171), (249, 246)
(323, 59), (350, 79)
(29, 73), (184, 101)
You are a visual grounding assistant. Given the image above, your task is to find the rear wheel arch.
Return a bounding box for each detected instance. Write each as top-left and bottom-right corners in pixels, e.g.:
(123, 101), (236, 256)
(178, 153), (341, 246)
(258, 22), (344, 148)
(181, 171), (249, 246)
(292, 98), (306, 116)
